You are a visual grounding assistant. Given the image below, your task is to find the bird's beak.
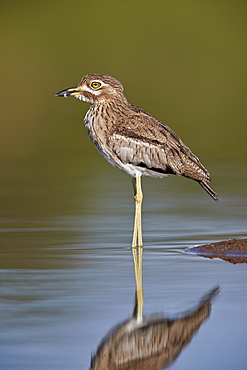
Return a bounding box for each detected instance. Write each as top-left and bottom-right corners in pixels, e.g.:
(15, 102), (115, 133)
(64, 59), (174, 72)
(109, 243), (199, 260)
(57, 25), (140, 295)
(55, 87), (82, 98)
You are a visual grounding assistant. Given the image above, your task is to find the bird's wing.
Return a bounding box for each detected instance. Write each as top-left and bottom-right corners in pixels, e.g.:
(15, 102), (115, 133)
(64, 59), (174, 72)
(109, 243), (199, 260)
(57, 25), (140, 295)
(108, 106), (210, 182)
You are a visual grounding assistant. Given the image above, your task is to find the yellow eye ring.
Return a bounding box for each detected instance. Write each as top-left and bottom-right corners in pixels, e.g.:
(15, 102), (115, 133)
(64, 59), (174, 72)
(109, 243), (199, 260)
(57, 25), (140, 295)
(91, 81), (102, 90)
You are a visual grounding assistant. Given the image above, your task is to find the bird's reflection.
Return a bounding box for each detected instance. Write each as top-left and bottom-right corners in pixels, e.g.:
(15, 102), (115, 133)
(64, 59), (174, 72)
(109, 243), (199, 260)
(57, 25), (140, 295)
(90, 286), (219, 370)
(132, 245), (144, 322)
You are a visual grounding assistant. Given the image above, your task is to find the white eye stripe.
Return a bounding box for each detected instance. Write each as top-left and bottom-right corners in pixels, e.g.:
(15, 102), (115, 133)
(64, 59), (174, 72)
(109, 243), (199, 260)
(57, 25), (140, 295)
(91, 80), (107, 86)
(79, 80), (116, 96)
(83, 80), (111, 95)
(82, 85), (102, 95)
(91, 81), (116, 95)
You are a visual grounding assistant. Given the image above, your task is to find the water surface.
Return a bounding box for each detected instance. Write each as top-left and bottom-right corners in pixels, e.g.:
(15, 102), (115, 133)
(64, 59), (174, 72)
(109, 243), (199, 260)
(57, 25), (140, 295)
(0, 165), (246, 369)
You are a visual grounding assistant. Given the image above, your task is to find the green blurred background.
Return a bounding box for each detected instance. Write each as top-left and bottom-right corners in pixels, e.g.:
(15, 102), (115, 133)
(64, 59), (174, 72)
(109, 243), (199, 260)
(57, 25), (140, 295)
(1, 0), (246, 219)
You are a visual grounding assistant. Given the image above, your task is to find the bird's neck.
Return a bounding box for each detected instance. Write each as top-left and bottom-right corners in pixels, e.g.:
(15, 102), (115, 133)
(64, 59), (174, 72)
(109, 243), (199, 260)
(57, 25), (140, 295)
(90, 95), (129, 111)
(85, 96), (129, 134)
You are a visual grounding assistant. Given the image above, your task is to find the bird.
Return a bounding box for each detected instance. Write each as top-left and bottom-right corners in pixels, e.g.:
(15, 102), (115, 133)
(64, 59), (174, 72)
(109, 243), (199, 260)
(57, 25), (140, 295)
(56, 73), (220, 250)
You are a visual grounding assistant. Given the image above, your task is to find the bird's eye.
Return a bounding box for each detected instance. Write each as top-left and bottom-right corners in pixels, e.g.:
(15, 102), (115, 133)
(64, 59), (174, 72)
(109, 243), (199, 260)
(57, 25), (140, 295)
(91, 81), (102, 89)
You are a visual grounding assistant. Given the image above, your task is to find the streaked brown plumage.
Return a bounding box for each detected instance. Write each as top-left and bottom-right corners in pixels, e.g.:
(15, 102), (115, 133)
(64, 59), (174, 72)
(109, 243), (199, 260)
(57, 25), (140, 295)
(56, 73), (219, 202)
(56, 73), (220, 254)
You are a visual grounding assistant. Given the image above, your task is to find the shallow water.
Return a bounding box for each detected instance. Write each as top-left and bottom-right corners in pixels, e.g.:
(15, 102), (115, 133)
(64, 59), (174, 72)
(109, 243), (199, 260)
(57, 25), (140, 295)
(0, 165), (247, 369)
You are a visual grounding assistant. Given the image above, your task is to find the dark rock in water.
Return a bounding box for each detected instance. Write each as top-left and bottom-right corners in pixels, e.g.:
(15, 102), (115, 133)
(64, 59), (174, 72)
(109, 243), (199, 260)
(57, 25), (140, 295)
(186, 238), (247, 264)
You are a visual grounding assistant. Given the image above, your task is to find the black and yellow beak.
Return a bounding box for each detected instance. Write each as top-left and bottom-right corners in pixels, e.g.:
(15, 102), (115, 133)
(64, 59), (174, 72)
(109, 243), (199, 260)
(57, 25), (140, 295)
(55, 87), (82, 98)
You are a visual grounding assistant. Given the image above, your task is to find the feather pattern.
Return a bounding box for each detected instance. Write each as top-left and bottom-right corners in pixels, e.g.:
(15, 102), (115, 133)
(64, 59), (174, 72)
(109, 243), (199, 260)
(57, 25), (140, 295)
(57, 73), (220, 202)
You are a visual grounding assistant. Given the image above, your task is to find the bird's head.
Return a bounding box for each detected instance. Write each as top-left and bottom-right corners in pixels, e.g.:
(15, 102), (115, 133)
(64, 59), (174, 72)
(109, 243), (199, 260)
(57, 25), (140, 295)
(55, 73), (125, 104)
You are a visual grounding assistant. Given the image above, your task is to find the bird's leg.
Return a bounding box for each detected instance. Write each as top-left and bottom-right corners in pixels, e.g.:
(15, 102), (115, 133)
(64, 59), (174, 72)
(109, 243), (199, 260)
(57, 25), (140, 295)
(131, 176), (143, 249)
(131, 176), (143, 322)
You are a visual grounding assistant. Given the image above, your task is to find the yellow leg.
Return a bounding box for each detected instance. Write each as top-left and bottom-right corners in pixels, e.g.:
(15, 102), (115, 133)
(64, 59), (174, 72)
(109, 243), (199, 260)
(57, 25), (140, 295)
(131, 176), (144, 322)
(131, 176), (143, 249)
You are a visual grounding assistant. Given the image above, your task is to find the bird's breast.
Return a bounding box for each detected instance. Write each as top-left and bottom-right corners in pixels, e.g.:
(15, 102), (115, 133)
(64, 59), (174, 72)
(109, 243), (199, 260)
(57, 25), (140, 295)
(84, 106), (109, 143)
(84, 106), (119, 166)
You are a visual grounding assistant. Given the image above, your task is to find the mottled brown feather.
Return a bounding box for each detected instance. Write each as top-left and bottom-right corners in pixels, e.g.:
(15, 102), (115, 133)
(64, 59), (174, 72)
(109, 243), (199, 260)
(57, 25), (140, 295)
(56, 73), (220, 201)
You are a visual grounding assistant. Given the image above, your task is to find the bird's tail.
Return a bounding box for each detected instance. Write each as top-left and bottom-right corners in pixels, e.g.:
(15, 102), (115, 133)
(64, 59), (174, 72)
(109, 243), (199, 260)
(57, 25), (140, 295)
(198, 181), (221, 202)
